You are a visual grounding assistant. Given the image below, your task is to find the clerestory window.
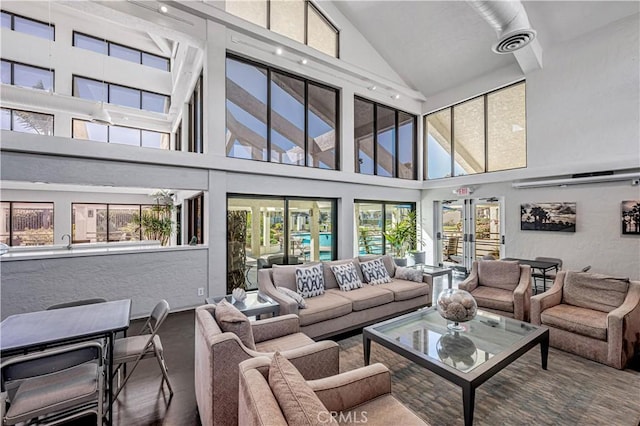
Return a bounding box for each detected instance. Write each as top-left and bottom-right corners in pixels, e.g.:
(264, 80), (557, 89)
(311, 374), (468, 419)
(226, 0), (339, 58)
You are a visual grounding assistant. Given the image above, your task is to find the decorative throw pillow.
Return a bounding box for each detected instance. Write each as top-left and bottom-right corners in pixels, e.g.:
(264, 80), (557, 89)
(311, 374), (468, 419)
(394, 266), (424, 283)
(296, 264), (325, 298)
(360, 258), (392, 285)
(277, 286), (307, 309)
(330, 262), (363, 291)
(269, 352), (336, 426)
(214, 299), (255, 349)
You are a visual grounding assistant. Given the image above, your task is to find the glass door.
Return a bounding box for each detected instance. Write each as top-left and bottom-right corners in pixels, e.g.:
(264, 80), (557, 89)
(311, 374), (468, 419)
(436, 197), (504, 272)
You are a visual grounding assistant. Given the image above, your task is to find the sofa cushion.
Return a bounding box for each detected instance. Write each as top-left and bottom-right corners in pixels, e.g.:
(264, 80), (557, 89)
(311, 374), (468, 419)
(338, 394), (426, 426)
(376, 279), (430, 301)
(359, 254), (396, 278)
(394, 266), (423, 283)
(296, 264), (325, 298)
(272, 264), (300, 292)
(269, 352), (336, 426)
(470, 286), (514, 313)
(563, 272), (630, 313)
(478, 260), (521, 290)
(326, 286), (394, 311)
(277, 286), (307, 309)
(330, 262), (364, 292)
(255, 332), (315, 353)
(360, 258), (392, 285)
(297, 292), (353, 327)
(541, 304), (607, 341)
(214, 299), (256, 349)
(323, 258), (363, 290)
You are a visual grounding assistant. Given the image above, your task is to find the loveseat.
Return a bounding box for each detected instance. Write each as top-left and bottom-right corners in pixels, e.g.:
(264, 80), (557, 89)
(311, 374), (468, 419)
(531, 271), (640, 369)
(258, 255), (432, 340)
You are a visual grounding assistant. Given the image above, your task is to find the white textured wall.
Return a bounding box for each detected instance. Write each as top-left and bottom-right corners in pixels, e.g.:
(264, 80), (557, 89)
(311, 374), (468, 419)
(1, 248), (208, 320)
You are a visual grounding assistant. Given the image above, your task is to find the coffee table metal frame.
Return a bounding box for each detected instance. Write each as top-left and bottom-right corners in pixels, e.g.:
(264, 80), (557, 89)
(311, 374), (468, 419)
(363, 307), (549, 426)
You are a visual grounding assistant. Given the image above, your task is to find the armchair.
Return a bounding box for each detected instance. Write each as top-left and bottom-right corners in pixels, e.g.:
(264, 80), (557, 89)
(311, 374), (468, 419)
(194, 304), (340, 426)
(459, 260), (532, 321)
(238, 356), (429, 426)
(531, 271), (640, 369)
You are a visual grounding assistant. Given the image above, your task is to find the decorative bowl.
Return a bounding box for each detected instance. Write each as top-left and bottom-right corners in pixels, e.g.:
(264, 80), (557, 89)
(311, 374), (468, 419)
(436, 288), (477, 331)
(232, 287), (247, 303)
(436, 332), (478, 372)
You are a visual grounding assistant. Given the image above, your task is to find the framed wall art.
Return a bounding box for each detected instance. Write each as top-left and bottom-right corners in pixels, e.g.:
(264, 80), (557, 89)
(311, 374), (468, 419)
(521, 202), (576, 232)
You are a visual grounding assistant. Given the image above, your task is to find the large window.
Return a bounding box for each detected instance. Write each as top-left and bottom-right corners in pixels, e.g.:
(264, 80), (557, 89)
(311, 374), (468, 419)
(1, 11), (54, 40)
(72, 119), (169, 149)
(226, 0), (339, 58)
(354, 97), (417, 180)
(72, 203), (155, 243)
(72, 76), (169, 113)
(1, 60), (53, 91)
(0, 202), (54, 246)
(425, 81), (526, 179)
(187, 74), (203, 153)
(186, 193), (204, 245)
(226, 55), (338, 169)
(73, 32), (169, 71)
(227, 195), (336, 290)
(1, 108), (53, 135)
(355, 201), (414, 256)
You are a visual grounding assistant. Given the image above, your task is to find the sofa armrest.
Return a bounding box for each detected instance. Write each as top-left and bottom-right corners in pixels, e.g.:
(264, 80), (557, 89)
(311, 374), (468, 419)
(530, 271), (565, 325)
(607, 281), (640, 369)
(252, 314), (300, 343)
(513, 265), (532, 321)
(309, 363), (391, 412)
(459, 263), (478, 292)
(238, 357), (287, 426)
(258, 269), (299, 315)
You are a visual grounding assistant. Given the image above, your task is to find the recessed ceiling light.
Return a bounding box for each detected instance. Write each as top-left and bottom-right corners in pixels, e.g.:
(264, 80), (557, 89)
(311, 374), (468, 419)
(299, 58), (308, 65)
(275, 47), (283, 55)
(159, 5), (169, 14)
(391, 94), (400, 100)
(368, 85), (377, 91)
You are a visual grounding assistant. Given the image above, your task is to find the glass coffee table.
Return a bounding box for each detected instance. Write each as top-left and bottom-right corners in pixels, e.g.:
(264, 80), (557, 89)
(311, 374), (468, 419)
(363, 307), (548, 426)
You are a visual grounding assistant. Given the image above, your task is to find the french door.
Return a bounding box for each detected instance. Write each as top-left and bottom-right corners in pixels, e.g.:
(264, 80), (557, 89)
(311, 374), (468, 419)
(435, 197), (504, 272)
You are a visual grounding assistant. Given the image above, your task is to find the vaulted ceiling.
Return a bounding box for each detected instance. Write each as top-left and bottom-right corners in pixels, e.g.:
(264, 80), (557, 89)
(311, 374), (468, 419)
(333, 1), (639, 98)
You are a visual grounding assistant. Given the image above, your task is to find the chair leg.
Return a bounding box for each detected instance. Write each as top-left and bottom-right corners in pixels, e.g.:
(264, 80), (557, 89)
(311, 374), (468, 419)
(155, 350), (174, 396)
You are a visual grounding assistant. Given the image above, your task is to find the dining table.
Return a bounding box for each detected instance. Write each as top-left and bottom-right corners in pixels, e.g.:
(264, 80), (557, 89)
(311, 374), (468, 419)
(0, 299), (132, 425)
(501, 258), (560, 292)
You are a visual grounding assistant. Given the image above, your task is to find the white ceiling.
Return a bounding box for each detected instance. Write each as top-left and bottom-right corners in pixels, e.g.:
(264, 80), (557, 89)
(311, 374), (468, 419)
(333, 1), (639, 98)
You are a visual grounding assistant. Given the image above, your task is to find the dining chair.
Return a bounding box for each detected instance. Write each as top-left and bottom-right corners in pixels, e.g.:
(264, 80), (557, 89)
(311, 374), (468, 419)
(1, 341), (104, 425)
(47, 298), (107, 310)
(112, 300), (173, 401)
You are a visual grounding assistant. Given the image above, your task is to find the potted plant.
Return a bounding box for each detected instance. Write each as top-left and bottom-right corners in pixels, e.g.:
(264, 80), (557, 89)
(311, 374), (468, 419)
(383, 212), (415, 266)
(132, 190), (174, 246)
(406, 211), (426, 264)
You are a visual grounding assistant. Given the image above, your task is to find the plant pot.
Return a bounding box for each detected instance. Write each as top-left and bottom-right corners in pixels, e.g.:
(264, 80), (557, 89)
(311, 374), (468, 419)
(411, 251), (426, 265)
(394, 257), (408, 267)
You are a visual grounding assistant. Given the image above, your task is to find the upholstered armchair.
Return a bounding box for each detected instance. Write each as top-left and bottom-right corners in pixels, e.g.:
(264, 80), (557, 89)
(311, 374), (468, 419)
(238, 356), (429, 426)
(531, 271), (640, 369)
(194, 305), (340, 426)
(459, 260), (532, 321)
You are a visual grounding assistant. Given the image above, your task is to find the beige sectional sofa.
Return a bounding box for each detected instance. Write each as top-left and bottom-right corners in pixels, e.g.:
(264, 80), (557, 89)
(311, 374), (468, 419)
(258, 255), (432, 340)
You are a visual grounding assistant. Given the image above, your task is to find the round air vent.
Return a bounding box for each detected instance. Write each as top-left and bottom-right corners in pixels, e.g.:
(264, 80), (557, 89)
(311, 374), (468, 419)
(492, 29), (537, 54)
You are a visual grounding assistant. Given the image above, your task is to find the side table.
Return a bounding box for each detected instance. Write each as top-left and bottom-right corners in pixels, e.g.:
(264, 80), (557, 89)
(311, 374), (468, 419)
(206, 291), (280, 318)
(410, 264), (453, 289)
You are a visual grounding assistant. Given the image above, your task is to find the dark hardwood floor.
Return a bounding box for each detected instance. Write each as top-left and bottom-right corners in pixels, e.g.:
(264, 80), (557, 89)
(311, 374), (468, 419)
(112, 309), (200, 426)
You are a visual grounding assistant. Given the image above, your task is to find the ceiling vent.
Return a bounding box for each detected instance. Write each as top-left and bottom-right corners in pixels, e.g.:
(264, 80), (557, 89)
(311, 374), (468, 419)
(493, 29), (536, 54)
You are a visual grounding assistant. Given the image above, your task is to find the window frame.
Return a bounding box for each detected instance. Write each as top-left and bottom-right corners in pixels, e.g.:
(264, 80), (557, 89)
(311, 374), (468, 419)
(1, 10), (55, 40)
(354, 96), (417, 180)
(1, 59), (54, 92)
(1, 201), (55, 247)
(72, 75), (169, 113)
(72, 31), (170, 71)
(2, 107), (54, 135)
(187, 73), (203, 154)
(71, 203), (155, 243)
(423, 80), (527, 180)
(354, 200), (416, 256)
(71, 118), (169, 149)
(226, 53), (340, 169)
(186, 193), (204, 245)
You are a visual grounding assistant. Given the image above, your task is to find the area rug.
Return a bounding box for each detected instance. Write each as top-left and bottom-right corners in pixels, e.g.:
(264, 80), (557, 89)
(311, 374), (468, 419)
(337, 334), (640, 426)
